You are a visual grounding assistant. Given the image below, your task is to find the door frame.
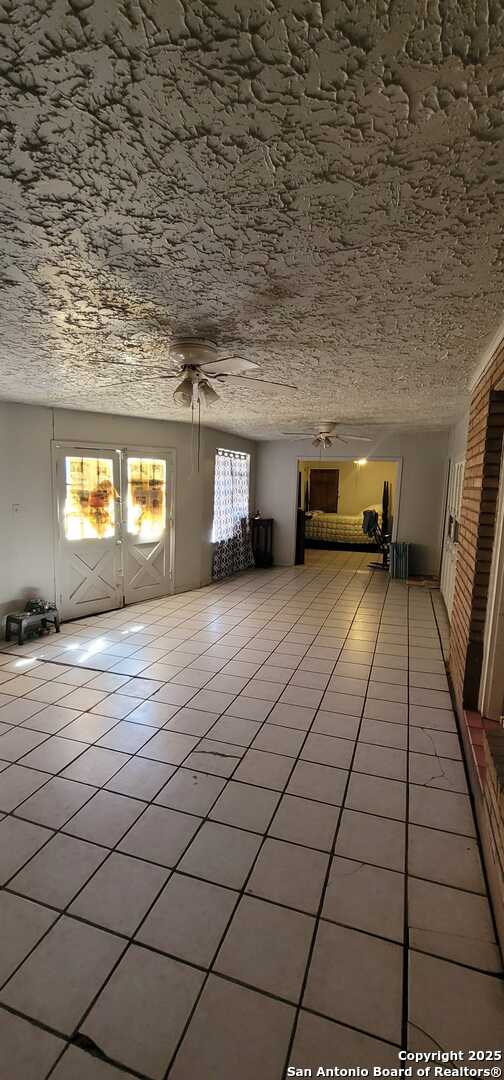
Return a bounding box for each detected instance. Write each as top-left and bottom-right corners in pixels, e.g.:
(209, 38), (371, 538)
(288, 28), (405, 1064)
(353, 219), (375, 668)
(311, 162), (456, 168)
(440, 456), (465, 621)
(292, 455), (402, 562)
(52, 440), (176, 619)
(479, 438), (504, 720)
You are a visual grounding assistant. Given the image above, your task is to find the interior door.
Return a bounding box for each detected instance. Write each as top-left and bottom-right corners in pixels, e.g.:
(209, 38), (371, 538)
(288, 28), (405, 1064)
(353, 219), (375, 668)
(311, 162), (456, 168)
(309, 469), (339, 511)
(55, 446), (122, 620)
(121, 450), (173, 605)
(440, 458), (465, 620)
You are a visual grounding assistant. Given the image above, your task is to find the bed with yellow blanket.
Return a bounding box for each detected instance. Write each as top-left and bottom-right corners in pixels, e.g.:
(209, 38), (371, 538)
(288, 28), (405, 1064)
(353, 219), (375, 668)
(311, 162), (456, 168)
(304, 508), (380, 549)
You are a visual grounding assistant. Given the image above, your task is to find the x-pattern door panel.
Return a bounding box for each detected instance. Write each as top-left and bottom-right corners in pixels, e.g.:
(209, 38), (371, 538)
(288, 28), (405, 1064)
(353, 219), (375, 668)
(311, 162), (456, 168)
(66, 545), (120, 607)
(124, 540), (166, 595)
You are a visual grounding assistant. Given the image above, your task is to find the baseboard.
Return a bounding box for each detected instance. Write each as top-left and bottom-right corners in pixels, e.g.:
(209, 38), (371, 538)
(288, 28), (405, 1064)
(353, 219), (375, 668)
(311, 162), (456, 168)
(454, 698), (504, 954)
(304, 540), (379, 552)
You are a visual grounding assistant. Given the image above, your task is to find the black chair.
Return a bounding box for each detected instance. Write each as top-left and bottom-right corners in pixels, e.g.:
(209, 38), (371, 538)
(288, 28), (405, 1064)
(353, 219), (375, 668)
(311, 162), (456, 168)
(362, 510), (390, 570)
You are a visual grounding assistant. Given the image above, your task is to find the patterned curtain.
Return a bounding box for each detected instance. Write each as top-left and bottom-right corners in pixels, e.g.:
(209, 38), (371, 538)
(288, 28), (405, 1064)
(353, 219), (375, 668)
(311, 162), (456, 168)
(212, 451), (254, 579)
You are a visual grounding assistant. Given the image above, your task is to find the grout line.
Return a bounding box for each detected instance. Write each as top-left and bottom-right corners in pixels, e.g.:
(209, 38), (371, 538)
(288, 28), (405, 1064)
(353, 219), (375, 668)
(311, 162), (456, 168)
(400, 581), (411, 1049)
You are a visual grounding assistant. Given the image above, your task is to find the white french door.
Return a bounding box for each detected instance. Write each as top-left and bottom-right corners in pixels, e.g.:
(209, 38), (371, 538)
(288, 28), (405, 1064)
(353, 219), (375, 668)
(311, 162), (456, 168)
(54, 444), (174, 620)
(440, 458), (464, 621)
(121, 450), (173, 606)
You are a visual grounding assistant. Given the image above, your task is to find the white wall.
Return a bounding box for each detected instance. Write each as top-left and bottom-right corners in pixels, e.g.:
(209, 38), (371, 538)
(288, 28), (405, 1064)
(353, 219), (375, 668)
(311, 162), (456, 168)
(0, 402), (255, 616)
(256, 430), (450, 576)
(448, 411), (469, 459)
(0, 404), (55, 615)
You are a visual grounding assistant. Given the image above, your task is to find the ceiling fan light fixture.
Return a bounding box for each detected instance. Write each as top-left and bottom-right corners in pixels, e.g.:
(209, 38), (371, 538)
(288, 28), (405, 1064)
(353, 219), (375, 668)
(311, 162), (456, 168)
(199, 380), (220, 406)
(173, 374), (194, 408)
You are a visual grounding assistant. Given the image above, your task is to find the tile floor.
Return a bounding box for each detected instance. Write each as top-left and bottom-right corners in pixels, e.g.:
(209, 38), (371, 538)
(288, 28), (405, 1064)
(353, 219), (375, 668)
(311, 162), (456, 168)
(0, 549), (503, 1079)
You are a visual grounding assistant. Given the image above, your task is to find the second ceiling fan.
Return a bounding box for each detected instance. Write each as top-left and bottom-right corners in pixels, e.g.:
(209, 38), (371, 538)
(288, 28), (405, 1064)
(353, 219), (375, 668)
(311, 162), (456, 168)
(281, 425), (372, 448)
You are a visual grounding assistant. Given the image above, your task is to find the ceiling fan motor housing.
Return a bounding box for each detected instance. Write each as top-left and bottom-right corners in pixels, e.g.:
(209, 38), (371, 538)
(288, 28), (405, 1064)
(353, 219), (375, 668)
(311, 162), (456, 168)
(170, 339), (219, 367)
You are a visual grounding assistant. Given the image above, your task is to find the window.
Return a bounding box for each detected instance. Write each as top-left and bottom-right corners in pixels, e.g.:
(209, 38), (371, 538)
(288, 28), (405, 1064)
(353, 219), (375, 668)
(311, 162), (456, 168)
(63, 456), (116, 540)
(212, 450), (250, 542)
(127, 457), (166, 541)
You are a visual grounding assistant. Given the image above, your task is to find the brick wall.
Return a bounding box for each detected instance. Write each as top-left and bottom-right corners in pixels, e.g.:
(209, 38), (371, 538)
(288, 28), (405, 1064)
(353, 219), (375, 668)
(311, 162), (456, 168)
(449, 341), (504, 710)
(448, 345), (504, 945)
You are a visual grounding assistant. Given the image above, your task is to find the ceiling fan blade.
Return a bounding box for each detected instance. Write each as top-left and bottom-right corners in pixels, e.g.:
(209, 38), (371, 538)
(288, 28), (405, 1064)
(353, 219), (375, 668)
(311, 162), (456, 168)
(336, 433), (372, 441)
(281, 432), (318, 437)
(202, 356), (259, 375)
(224, 375), (298, 389)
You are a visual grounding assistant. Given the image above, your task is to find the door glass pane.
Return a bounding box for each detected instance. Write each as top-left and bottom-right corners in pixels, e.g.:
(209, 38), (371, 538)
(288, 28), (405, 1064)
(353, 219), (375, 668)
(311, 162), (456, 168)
(64, 457), (116, 540)
(127, 458), (166, 541)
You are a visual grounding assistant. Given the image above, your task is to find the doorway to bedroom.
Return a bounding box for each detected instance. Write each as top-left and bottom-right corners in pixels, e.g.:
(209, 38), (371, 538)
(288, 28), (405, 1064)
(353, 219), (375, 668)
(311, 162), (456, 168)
(295, 458), (399, 563)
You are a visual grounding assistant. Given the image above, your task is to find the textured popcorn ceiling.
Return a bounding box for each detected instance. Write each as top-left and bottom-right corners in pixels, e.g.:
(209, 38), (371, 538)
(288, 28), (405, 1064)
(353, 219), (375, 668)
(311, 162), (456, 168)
(1, 1), (504, 438)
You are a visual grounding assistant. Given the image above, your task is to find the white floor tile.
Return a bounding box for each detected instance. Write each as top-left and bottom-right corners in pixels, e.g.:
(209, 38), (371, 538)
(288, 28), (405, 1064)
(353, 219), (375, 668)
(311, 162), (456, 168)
(178, 820), (261, 888)
(304, 920), (403, 1043)
(63, 789), (145, 846)
(291, 1010), (399, 1069)
(155, 768), (225, 815)
(137, 872), (237, 966)
(408, 824), (485, 893)
(0, 1009), (63, 1080)
(118, 805), (200, 867)
(209, 781), (279, 833)
(0, 765), (49, 814)
(408, 950), (504, 1050)
(62, 746), (130, 786)
(9, 832), (107, 908)
(247, 837), (328, 913)
(169, 974), (294, 1080)
(0, 916), (124, 1033)
(70, 852), (169, 936)
(0, 890), (57, 984)
(215, 894), (314, 1001)
(14, 776), (96, 829)
(323, 856), (404, 942)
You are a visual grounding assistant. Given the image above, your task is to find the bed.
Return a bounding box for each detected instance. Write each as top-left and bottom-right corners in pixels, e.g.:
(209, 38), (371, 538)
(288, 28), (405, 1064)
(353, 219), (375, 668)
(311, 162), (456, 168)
(304, 507), (381, 550)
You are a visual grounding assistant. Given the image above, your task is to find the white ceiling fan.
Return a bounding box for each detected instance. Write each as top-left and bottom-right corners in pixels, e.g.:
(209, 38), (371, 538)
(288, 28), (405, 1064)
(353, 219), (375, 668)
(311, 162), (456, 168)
(94, 339), (298, 407)
(281, 425), (372, 448)
(93, 339), (298, 470)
